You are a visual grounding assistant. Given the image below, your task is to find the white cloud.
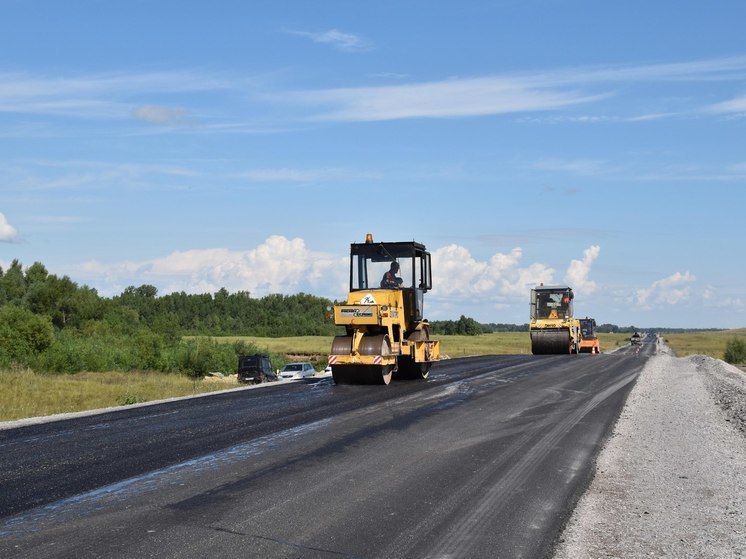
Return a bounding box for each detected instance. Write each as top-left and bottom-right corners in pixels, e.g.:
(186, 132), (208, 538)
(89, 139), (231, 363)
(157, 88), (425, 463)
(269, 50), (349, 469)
(0, 213), (18, 242)
(276, 55), (746, 122)
(132, 105), (190, 126)
(700, 286), (744, 310)
(286, 29), (372, 52)
(290, 77), (605, 122)
(77, 238), (564, 310)
(636, 271), (695, 307)
(565, 245), (601, 295)
(79, 236), (347, 299)
(233, 167), (381, 183)
(704, 95), (746, 114)
(4, 56), (746, 126)
(534, 159), (607, 176)
(0, 70), (229, 120)
(431, 245), (554, 301)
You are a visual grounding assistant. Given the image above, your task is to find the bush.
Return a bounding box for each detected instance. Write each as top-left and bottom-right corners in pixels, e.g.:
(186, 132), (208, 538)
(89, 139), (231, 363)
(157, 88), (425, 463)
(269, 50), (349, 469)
(166, 338), (243, 378)
(0, 306), (54, 367)
(32, 331), (132, 373)
(724, 337), (746, 365)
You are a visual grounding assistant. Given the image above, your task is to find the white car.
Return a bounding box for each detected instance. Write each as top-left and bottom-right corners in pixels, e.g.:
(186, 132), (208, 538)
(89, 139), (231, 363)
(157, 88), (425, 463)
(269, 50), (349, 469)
(279, 362), (316, 380)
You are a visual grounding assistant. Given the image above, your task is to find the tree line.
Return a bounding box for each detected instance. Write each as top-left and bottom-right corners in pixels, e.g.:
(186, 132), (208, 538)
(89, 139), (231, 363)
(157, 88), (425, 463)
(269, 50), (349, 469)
(0, 260), (336, 376)
(2, 259), (728, 375)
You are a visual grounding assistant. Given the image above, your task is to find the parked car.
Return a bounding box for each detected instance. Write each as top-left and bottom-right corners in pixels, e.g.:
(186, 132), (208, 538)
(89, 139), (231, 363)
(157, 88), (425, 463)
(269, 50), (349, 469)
(237, 354), (277, 384)
(279, 362), (316, 380)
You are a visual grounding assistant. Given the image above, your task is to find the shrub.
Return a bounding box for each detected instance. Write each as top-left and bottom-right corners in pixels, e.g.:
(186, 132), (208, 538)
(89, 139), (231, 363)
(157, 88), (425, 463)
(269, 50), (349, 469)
(724, 337), (746, 365)
(167, 338), (245, 378)
(0, 306), (54, 366)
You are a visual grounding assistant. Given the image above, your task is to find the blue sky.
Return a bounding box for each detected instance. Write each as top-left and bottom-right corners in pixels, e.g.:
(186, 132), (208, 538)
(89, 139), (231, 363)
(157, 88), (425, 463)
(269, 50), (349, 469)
(1, 0), (745, 329)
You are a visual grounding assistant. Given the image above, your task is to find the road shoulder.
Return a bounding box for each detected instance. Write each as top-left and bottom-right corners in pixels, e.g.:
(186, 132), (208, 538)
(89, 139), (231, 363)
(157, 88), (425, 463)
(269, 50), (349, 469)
(553, 345), (746, 558)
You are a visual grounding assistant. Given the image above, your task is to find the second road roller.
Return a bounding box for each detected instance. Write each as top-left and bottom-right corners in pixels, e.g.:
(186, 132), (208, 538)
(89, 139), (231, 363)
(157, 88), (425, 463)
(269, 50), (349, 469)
(529, 284), (582, 354)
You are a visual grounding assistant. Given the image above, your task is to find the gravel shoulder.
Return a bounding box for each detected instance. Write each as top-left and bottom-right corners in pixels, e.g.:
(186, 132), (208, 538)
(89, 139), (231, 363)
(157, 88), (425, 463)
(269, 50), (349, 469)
(553, 342), (746, 558)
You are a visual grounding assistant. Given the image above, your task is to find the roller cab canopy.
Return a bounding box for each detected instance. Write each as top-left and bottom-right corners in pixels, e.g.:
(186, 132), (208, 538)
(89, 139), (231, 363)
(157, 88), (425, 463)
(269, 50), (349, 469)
(579, 318), (597, 339)
(530, 285), (574, 321)
(348, 240), (433, 293)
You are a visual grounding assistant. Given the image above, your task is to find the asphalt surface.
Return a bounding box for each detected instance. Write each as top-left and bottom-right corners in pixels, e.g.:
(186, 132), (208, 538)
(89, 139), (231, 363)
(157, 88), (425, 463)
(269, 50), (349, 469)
(0, 350), (648, 558)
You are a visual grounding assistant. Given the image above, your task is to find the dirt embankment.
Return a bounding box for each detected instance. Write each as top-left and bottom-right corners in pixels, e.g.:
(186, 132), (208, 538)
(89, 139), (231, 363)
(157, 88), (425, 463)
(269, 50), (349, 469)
(553, 343), (746, 558)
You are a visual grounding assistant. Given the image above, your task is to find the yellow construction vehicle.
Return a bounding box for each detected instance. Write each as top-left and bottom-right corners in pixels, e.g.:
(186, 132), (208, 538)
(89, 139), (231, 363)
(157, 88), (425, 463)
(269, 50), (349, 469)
(328, 234), (441, 385)
(578, 317), (600, 354)
(529, 284), (581, 354)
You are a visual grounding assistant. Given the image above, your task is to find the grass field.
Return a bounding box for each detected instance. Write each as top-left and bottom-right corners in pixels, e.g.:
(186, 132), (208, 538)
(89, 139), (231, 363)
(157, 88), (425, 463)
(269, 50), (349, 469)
(0, 369), (239, 423)
(214, 332), (632, 357)
(3, 330), (741, 423)
(663, 328), (746, 360)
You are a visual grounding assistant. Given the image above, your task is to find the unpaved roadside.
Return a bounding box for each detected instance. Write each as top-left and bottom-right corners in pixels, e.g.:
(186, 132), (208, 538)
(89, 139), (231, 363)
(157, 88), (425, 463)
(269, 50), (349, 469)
(553, 343), (746, 558)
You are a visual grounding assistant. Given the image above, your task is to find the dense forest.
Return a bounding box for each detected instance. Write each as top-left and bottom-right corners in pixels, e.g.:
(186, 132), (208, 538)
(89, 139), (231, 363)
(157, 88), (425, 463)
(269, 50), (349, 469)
(1, 259), (723, 375)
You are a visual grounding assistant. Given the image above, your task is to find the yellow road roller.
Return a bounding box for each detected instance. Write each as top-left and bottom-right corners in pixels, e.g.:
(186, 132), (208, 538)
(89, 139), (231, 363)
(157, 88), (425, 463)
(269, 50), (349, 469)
(529, 284), (581, 354)
(328, 234), (441, 385)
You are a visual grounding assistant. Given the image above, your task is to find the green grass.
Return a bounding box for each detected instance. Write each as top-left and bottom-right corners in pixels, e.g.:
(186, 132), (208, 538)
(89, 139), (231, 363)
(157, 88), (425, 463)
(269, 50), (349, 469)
(663, 329), (746, 360)
(212, 332), (632, 357)
(211, 335), (334, 356)
(0, 369), (241, 423)
(5, 330), (740, 423)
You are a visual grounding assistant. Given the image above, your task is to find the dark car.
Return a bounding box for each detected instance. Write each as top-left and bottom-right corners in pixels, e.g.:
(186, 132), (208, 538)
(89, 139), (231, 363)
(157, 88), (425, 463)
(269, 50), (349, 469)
(238, 354), (277, 384)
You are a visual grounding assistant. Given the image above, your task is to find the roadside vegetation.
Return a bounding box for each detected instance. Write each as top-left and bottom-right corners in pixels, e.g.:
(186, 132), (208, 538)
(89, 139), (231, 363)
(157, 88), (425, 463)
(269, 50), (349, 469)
(663, 329), (746, 363)
(1, 258), (741, 421)
(211, 332), (634, 358)
(0, 368), (238, 422)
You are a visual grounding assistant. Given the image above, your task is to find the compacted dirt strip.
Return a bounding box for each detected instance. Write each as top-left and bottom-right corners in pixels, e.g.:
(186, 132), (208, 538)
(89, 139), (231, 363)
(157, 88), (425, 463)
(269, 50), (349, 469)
(553, 343), (746, 558)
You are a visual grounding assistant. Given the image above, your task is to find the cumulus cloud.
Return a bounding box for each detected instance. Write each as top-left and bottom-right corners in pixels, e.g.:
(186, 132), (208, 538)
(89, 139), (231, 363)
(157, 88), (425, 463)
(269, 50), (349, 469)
(80, 236), (347, 298)
(286, 29), (372, 52)
(132, 105), (190, 126)
(431, 245), (554, 301)
(636, 271), (695, 307)
(78, 238), (568, 312)
(0, 213), (18, 242)
(565, 245), (600, 295)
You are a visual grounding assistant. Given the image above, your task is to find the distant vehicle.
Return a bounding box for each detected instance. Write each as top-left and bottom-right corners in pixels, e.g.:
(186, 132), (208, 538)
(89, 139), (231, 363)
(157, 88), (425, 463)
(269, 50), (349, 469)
(279, 362), (316, 380)
(238, 354), (277, 384)
(630, 332), (643, 345)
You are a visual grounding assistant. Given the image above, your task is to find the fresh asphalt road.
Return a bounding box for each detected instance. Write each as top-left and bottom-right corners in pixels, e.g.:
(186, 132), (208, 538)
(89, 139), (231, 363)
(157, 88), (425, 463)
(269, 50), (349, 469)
(0, 346), (651, 558)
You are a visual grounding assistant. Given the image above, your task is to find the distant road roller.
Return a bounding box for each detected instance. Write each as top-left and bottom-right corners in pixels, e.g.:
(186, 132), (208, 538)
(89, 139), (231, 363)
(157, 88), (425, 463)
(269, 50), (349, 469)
(529, 284), (581, 354)
(578, 317), (600, 354)
(329, 234), (440, 385)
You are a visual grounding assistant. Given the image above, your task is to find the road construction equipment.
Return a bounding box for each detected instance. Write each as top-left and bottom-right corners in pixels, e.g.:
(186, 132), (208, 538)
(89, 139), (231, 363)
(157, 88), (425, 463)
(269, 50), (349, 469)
(328, 234), (441, 385)
(578, 317), (600, 354)
(529, 284), (581, 354)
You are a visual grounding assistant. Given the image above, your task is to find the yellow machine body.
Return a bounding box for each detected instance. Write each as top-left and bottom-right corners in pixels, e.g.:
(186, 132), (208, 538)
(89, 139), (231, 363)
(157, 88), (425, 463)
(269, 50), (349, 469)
(529, 285), (582, 354)
(578, 317), (600, 353)
(329, 237), (440, 385)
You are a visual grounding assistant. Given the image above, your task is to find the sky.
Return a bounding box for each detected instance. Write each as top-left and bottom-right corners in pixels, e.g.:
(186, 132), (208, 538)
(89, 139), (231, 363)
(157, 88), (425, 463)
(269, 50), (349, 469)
(1, 0), (745, 329)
